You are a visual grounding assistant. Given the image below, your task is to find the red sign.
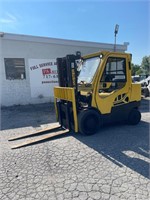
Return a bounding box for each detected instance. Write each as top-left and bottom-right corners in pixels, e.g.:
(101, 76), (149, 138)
(42, 68), (51, 75)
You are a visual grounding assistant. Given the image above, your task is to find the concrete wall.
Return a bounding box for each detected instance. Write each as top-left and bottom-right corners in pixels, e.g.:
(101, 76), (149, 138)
(0, 33), (128, 106)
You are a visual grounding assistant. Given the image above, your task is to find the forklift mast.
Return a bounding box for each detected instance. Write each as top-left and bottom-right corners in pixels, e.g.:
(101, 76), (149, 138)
(57, 52), (81, 91)
(55, 52), (81, 131)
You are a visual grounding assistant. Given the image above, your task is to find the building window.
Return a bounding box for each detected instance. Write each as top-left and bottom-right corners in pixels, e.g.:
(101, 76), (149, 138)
(4, 58), (26, 80)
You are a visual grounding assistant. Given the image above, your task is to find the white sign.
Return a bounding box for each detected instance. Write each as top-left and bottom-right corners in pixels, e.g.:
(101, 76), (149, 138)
(28, 59), (58, 98)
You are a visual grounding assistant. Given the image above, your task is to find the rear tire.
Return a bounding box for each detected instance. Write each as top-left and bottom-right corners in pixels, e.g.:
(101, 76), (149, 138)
(127, 109), (141, 125)
(78, 109), (101, 135)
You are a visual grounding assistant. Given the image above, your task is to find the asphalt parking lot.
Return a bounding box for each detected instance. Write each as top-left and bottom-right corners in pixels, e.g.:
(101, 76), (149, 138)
(0, 98), (150, 200)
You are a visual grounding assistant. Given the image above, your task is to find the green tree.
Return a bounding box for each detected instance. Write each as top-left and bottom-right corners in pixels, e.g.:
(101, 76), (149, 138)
(141, 56), (150, 75)
(131, 63), (140, 76)
(136, 68), (143, 75)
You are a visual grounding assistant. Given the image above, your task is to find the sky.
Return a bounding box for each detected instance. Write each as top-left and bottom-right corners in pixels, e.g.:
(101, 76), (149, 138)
(0, 0), (149, 65)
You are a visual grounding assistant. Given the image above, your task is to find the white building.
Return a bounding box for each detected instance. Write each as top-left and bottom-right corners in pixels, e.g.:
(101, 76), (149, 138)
(0, 32), (129, 106)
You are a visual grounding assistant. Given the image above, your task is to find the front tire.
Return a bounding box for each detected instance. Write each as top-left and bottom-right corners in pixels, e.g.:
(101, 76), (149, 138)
(78, 109), (101, 135)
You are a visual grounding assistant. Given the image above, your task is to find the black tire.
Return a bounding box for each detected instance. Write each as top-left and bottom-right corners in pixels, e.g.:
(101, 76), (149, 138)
(127, 109), (141, 125)
(78, 109), (101, 135)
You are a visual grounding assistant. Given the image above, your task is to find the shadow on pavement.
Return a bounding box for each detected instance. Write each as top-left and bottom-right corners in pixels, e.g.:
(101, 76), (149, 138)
(8, 120), (149, 179)
(74, 120), (150, 179)
(1, 103), (56, 130)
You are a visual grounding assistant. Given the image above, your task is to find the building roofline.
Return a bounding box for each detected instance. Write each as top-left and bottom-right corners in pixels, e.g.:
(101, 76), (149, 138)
(1, 32), (129, 51)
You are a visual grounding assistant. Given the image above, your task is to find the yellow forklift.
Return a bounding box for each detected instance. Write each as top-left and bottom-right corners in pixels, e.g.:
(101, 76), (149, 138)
(54, 50), (141, 134)
(9, 51), (141, 148)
